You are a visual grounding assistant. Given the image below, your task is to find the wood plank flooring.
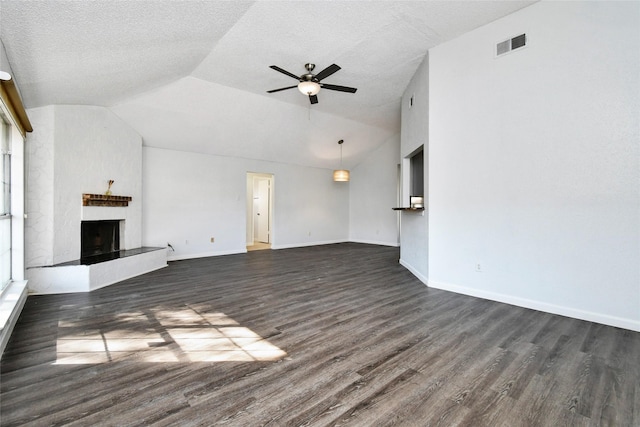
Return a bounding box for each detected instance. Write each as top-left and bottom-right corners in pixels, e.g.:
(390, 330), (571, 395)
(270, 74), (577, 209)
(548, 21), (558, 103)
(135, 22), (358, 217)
(1, 243), (638, 426)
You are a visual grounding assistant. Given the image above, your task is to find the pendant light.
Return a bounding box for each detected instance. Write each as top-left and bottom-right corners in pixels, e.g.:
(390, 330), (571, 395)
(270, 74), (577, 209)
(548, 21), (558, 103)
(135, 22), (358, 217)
(333, 139), (350, 182)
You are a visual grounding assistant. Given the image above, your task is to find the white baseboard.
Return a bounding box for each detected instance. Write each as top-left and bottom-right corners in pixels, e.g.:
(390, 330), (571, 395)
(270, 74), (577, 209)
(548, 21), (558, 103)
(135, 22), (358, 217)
(168, 249), (247, 261)
(428, 280), (640, 332)
(399, 258), (428, 286)
(349, 239), (399, 247)
(170, 240), (395, 258)
(271, 239), (347, 250)
(169, 240), (394, 258)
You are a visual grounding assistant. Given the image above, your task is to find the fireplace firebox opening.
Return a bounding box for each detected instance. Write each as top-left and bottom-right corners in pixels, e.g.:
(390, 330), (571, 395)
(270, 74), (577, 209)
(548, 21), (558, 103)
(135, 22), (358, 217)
(81, 220), (121, 259)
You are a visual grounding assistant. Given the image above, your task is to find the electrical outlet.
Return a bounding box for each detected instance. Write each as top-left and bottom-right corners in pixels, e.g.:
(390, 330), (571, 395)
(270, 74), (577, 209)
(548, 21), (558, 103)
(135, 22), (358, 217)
(210, 237), (215, 243)
(475, 263), (482, 272)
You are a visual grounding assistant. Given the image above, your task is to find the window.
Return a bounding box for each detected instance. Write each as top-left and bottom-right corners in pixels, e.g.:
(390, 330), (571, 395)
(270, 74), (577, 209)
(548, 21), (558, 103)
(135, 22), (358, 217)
(0, 114), (10, 290)
(0, 65), (31, 353)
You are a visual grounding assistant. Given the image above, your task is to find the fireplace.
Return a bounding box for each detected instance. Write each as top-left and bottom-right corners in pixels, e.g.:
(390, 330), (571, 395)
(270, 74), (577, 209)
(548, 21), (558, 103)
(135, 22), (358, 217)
(81, 220), (121, 260)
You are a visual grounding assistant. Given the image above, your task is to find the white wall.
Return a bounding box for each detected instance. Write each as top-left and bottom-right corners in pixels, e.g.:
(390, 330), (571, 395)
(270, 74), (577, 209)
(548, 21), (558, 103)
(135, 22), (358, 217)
(23, 107), (54, 266)
(111, 76), (396, 172)
(428, 1), (640, 330)
(143, 146), (349, 260)
(399, 55), (429, 282)
(26, 105), (143, 266)
(349, 134), (400, 246)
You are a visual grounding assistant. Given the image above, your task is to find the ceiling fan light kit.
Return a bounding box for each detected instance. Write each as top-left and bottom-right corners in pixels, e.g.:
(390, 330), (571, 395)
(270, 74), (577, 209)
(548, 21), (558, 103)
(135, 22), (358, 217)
(268, 63), (357, 104)
(298, 81), (320, 96)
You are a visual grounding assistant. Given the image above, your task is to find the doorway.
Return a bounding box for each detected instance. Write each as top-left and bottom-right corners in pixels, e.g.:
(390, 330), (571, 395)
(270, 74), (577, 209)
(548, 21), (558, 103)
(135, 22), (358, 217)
(246, 173), (274, 251)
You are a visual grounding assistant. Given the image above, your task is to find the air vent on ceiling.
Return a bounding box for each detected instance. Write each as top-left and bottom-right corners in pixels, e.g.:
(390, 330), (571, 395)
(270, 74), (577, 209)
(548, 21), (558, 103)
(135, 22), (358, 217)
(496, 33), (527, 57)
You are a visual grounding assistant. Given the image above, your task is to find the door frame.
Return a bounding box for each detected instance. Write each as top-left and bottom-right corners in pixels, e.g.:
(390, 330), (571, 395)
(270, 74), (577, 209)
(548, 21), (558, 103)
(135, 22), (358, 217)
(246, 172), (274, 247)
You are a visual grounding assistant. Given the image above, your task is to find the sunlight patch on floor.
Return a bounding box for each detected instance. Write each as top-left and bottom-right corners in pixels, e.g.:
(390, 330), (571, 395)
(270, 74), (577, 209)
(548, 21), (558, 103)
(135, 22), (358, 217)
(54, 307), (286, 364)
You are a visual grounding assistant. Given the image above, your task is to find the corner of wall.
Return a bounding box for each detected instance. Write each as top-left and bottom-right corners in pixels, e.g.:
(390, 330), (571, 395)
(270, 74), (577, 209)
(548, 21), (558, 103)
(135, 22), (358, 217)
(398, 51), (429, 282)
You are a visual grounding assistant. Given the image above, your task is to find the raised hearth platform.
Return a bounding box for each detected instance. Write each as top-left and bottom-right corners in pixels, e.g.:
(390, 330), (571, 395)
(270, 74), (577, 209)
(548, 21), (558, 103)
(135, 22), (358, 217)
(27, 247), (167, 294)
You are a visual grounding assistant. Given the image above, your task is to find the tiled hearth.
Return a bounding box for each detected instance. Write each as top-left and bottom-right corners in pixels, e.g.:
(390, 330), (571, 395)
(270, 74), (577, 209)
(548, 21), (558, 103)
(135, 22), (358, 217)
(28, 247), (167, 294)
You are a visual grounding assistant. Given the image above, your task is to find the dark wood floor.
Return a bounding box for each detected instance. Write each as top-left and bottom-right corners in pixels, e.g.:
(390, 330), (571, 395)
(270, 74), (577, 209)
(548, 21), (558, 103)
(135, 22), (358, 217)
(2, 243), (638, 426)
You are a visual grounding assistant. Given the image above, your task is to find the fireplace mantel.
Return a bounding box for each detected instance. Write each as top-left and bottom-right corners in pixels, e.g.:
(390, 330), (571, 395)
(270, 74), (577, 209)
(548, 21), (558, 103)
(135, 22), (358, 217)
(82, 193), (132, 207)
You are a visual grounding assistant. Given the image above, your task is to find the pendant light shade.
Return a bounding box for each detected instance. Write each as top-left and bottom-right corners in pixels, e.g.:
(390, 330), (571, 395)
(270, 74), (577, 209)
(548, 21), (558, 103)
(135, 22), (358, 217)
(333, 139), (350, 182)
(333, 169), (350, 182)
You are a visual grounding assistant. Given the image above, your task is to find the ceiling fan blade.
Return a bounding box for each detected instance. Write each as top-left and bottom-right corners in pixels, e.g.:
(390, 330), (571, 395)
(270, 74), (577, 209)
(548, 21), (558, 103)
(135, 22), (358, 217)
(320, 83), (357, 93)
(314, 64), (341, 81)
(269, 65), (301, 80)
(309, 94), (318, 104)
(267, 85), (298, 93)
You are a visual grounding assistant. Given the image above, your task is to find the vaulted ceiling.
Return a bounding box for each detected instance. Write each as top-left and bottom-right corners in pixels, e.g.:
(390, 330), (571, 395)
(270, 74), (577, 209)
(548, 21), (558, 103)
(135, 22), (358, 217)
(0, 0), (536, 169)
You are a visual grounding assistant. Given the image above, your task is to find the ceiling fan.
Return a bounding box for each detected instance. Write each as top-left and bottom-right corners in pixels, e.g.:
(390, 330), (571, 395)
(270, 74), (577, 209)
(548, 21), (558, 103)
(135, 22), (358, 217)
(267, 63), (357, 104)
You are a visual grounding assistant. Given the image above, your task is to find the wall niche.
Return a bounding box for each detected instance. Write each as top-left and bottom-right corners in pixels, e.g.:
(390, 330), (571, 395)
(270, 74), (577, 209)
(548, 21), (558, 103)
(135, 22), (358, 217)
(395, 145), (424, 211)
(410, 147), (424, 199)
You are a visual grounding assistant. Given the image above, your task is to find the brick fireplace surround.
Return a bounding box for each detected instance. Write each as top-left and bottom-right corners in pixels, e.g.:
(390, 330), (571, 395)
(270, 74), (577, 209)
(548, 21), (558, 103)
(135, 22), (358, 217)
(27, 193), (166, 294)
(24, 105), (167, 295)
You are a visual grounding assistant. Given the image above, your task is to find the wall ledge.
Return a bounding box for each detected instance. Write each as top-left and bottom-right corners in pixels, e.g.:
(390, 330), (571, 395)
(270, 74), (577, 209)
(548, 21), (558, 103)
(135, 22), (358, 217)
(27, 249), (166, 294)
(0, 280), (28, 358)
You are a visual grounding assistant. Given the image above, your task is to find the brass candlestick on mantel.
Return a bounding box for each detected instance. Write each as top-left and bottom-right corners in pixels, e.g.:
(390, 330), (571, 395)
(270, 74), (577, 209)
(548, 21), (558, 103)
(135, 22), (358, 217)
(105, 180), (114, 196)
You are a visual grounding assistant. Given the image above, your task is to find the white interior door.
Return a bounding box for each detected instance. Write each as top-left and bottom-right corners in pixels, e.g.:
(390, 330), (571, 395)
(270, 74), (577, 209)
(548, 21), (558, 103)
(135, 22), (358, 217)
(255, 178), (270, 243)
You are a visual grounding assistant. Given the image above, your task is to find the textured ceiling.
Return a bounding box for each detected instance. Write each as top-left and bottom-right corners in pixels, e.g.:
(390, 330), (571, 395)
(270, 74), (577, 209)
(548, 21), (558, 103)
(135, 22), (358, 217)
(0, 0), (536, 168)
(0, 1), (254, 107)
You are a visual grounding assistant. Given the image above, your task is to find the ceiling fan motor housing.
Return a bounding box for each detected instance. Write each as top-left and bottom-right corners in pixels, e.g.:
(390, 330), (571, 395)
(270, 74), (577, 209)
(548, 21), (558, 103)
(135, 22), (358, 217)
(302, 63), (317, 82)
